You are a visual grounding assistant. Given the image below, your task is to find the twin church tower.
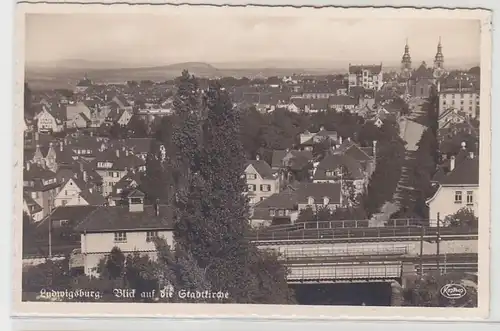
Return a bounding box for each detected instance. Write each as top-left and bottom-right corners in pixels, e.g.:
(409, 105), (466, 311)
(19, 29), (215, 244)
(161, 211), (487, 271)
(400, 38), (445, 79)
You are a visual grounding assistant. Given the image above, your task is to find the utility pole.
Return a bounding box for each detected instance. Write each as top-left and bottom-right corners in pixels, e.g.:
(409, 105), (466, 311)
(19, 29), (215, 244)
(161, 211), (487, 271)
(419, 223), (424, 279)
(48, 213), (52, 259)
(436, 213), (441, 275)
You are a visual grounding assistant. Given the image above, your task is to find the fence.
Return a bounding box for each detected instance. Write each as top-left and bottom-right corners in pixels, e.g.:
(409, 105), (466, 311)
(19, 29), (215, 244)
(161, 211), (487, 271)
(250, 226), (478, 243)
(279, 243), (409, 260)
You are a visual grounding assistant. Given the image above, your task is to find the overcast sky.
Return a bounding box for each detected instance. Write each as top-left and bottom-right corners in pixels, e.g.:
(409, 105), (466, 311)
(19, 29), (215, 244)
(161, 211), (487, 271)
(25, 14), (481, 68)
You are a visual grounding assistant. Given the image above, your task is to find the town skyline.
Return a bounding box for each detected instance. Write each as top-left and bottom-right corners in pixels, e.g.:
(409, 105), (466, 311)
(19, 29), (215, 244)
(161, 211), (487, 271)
(26, 14), (480, 69)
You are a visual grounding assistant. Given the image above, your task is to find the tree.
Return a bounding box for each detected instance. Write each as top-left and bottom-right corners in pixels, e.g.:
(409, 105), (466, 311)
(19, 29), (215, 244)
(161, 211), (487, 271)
(444, 208), (478, 229)
(403, 271), (477, 307)
(143, 72), (294, 304)
(105, 247), (126, 279)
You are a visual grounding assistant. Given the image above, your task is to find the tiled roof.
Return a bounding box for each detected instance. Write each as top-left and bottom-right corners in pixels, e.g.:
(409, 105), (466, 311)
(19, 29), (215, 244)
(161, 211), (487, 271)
(271, 150), (288, 168)
(74, 204), (173, 232)
(328, 95), (358, 106)
(117, 138), (153, 155)
(79, 189), (107, 206)
(294, 182), (342, 204)
(48, 205), (99, 222)
(313, 153), (364, 180)
(439, 156), (479, 186)
(94, 147), (146, 171)
(247, 160), (274, 180)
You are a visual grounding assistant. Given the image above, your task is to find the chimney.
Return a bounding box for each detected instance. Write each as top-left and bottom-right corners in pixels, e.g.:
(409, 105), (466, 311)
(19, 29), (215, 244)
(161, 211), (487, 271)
(255, 154), (260, 161)
(469, 152), (474, 159)
(347, 137), (351, 142)
(73, 172), (78, 179)
(461, 141), (467, 150)
(155, 199), (160, 216)
(83, 171), (88, 182)
(450, 156), (456, 171)
(116, 149), (120, 158)
(339, 136), (343, 145)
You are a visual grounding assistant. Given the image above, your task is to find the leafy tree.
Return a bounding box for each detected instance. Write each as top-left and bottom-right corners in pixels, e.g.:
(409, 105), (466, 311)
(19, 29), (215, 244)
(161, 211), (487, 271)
(444, 208), (478, 229)
(143, 72), (294, 304)
(403, 271), (477, 307)
(105, 247), (126, 279)
(22, 259), (72, 300)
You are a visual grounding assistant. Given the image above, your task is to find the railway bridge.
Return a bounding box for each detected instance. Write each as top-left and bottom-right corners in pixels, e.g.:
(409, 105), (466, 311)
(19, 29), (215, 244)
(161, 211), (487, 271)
(249, 221), (478, 285)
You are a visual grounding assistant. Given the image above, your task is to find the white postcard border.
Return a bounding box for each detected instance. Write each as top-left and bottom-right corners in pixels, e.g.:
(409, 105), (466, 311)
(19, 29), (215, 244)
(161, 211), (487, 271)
(11, 3), (493, 320)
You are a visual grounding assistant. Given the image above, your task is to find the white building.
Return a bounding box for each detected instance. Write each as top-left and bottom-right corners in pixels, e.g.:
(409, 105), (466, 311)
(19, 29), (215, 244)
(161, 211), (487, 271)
(348, 64), (383, 92)
(74, 189), (174, 277)
(439, 82), (480, 119)
(426, 153), (479, 227)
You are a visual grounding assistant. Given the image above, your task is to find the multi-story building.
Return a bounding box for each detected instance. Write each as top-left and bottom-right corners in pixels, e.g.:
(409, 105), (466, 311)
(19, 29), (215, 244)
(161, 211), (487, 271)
(348, 64), (383, 92)
(75, 189), (174, 276)
(23, 162), (62, 220)
(244, 157), (280, 206)
(439, 81), (480, 119)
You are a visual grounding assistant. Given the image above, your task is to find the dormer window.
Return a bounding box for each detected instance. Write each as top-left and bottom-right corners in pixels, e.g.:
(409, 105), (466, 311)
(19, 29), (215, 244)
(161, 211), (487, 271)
(323, 197), (330, 205)
(307, 196), (315, 205)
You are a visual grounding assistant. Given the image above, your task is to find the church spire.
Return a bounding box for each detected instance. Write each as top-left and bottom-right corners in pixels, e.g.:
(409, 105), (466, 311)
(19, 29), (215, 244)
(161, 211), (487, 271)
(434, 36), (444, 69)
(401, 38), (412, 78)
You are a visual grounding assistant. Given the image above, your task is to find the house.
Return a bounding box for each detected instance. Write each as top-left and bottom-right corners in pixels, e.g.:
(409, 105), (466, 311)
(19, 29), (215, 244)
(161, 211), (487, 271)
(34, 105), (65, 133)
(108, 171), (142, 206)
(54, 175), (106, 207)
(348, 64), (384, 92)
(312, 153), (366, 193)
(23, 192), (44, 222)
(65, 102), (93, 129)
(74, 189), (174, 276)
(74, 76), (93, 94)
(23, 162), (62, 220)
(328, 95), (358, 112)
(250, 191), (299, 227)
(271, 149), (314, 173)
(295, 182), (342, 212)
(299, 128), (339, 151)
(93, 147), (146, 196)
(105, 108), (134, 126)
(292, 98), (329, 113)
(409, 61), (436, 98)
(245, 156), (280, 205)
(426, 152), (479, 227)
(439, 80), (480, 119)
(115, 138), (154, 161)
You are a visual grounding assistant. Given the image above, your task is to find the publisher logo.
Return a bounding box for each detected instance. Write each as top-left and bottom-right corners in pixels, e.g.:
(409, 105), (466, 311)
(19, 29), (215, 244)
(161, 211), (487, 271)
(440, 284), (467, 299)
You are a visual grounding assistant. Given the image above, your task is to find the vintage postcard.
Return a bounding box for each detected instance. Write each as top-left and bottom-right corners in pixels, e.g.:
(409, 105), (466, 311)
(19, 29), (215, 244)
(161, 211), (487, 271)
(12, 3), (492, 320)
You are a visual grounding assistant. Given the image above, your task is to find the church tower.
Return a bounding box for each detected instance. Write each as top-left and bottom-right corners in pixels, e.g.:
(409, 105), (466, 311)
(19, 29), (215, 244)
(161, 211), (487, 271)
(433, 37), (444, 70)
(401, 39), (412, 78)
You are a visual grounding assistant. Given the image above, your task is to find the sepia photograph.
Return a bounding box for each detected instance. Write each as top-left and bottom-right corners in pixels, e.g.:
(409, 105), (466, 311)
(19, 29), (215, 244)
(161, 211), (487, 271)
(13, 3), (492, 319)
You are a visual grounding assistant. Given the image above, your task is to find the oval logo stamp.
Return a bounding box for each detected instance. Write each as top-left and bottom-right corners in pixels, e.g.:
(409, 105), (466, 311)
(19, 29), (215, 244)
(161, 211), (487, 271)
(440, 284), (467, 299)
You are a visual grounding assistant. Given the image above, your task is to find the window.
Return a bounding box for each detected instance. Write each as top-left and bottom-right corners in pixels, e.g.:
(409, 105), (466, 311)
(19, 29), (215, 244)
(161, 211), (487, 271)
(323, 197), (330, 205)
(326, 171), (334, 177)
(31, 192), (38, 199)
(454, 191), (463, 204)
(308, 197), (315, 205)
(260, 184), (271, 192)
(114, 232), (127, 243)
(247, 184), (256, 192)
(146, 231), (158, 242)
(269, 209), (275, 216)
(466, 191), (473, 205)
(61, 200), (67, 206)
(260, 197), (265, 201)
(246, 173), (257, 180)
(278, 210), (285, 217)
